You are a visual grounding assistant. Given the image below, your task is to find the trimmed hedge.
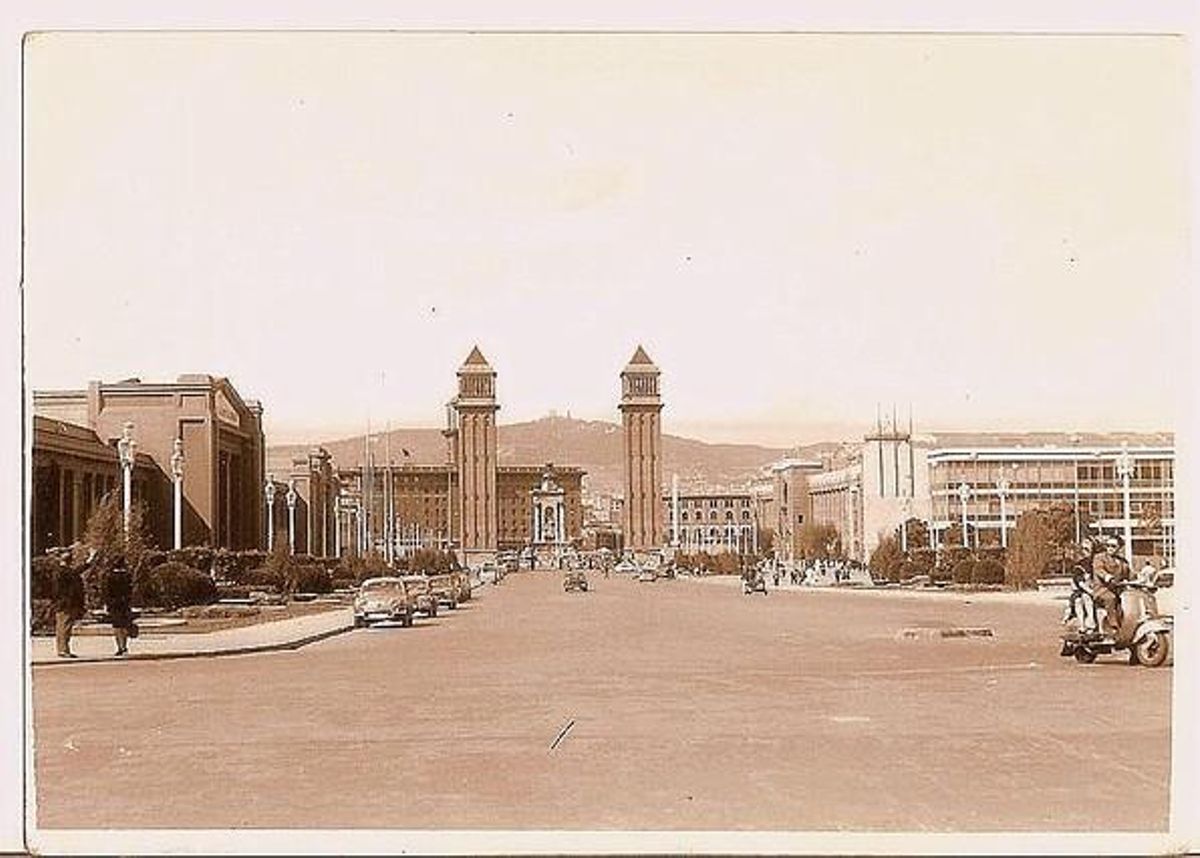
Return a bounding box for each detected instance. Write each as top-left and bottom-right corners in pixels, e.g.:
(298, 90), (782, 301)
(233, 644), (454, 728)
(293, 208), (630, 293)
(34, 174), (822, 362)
(133, 561), (218, 610)
(242, 566), (286, 591)
(285, 565), (333, 595)
(951, 558), (977, 584)
(973, 559), (1006, 585)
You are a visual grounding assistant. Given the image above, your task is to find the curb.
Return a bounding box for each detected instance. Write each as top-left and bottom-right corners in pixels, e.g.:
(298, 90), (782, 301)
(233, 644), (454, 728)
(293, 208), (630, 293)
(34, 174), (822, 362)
(31, 623), (354, 668)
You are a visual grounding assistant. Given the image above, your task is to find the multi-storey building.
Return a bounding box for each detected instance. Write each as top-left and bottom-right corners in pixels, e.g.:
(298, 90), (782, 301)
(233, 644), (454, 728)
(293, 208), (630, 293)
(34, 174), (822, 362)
(666, 491), (759, 554)
(773, 426), (1174, 567)
(332, 347), (586, 565)
(927, 433), (1175, 564)
(32, 375), (266, 553)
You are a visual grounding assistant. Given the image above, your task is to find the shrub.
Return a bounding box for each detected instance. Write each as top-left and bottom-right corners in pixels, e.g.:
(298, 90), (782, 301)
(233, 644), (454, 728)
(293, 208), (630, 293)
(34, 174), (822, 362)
(951, 558), (976, 584)
(30, 555), (62, 601)
(167, 546), (215, 573)
(973, 559), (1006, 586)
(31, 599), (56, 635)
(285, 564), (332, 595)
(242, 566), (286, 591)
(133, 561), (218, 610)
(335, 553), (393, 584)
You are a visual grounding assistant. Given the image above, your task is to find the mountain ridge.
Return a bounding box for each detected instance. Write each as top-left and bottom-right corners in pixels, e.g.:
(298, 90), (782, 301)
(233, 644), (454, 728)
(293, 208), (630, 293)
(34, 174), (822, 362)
(266, 415), (830, 495)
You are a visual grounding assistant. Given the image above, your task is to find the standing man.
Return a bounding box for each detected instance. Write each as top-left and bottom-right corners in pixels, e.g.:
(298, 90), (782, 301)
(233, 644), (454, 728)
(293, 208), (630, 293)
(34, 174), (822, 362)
(54, 555), (86, 658)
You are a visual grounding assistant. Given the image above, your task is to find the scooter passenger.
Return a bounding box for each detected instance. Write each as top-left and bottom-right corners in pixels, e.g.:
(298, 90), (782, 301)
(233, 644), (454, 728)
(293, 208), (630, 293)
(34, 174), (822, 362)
(1065, 547), (1099, 633)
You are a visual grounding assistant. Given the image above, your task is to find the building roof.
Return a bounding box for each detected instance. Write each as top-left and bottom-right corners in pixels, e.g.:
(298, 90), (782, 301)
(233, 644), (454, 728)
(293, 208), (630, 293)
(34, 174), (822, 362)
(462, 345), (490, 367)
(923, 430), (1173, 449)
(628, 345), (654, 366)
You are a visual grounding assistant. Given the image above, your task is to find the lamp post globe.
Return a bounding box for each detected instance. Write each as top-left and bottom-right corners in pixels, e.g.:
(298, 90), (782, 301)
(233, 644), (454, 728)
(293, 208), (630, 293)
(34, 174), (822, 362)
(286, 480), (298, 555)
(957, 482), (971, 549)
(264, 476), (277, 552)
(996, 478), (1011, 549)
(116, 422), (137, 535)
(1115, 445), (1135, 565)
(170, 438), (185, 549)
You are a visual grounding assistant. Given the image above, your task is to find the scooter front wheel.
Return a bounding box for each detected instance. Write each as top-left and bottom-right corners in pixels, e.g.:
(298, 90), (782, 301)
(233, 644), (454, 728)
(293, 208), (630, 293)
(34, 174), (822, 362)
(1133, 631), (1170, 668)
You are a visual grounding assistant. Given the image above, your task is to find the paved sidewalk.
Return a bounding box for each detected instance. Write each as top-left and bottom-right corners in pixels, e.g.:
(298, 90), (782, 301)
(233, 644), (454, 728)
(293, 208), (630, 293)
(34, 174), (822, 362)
(31, 607), (355, 667)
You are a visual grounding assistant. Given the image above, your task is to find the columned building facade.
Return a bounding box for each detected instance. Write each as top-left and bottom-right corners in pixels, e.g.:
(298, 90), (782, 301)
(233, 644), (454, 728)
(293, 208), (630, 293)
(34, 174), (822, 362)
(33, 375), (266, 552)
(668, 492), (759, 555)
(619, 346), (664, 555)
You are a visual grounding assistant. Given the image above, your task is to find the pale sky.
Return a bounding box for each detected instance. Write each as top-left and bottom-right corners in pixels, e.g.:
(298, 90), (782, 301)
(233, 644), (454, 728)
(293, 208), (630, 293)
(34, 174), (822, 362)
(22, 33), (1188, 447)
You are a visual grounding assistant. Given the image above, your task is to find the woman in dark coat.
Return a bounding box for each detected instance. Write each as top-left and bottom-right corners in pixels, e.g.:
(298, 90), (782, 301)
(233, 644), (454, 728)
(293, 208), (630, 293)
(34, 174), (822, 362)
(104, 561), (134, 656)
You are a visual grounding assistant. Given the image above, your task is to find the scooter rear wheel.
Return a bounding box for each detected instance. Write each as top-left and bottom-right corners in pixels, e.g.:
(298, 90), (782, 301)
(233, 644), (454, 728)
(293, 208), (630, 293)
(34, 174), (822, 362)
(1074, 647), (1097, 664)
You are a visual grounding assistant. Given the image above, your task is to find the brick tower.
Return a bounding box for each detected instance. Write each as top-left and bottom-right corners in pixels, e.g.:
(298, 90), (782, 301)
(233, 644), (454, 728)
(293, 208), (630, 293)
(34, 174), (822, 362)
(451, 346), (499, 565)
(619, 345), (664, 555)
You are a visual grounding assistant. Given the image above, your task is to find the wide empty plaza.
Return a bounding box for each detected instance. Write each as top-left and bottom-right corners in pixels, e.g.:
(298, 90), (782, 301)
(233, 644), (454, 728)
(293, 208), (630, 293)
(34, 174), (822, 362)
(32, 574), (1171, 832)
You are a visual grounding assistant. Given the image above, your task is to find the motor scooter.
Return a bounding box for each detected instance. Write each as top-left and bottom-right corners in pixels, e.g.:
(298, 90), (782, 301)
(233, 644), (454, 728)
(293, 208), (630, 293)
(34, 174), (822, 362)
(1060, 572), (1172, 667)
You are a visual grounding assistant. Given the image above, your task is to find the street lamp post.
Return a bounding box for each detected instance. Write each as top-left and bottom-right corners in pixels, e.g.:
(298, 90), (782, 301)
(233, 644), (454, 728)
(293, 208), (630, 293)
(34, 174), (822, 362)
(170, 438), (185, 550)
(334, 493), (343, 558)
(957, 482), (971, 549)
(1115, 445), (1135, 566)
(286, 480), (298, 555)
(900, 496), (912, 553)
(264, 476), (277, 552)
(116, 422), (137, 535)
(996, 478), (1011, 549)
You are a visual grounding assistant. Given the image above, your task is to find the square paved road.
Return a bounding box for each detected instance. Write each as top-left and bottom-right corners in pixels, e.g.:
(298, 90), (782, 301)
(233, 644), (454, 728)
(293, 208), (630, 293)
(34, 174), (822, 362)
(31, 573), (1171, 830)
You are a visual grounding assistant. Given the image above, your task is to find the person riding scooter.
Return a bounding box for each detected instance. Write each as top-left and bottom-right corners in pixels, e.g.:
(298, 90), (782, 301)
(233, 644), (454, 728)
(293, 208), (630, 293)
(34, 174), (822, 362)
(1063, 540), (1099, 635)
(1092, 536), (1130, 637)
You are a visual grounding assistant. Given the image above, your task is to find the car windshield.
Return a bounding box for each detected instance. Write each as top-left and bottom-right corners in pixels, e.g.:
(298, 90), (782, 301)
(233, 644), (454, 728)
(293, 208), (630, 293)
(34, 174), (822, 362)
(361, 580), (401, 594)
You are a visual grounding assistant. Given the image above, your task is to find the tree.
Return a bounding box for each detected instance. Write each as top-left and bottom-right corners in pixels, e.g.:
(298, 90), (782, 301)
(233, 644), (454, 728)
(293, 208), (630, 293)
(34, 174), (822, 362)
(797, 523), (842, 560)
(942, 521), (975, 549)
(79, 493), (153, 609)
(895, 517), (929, 550)
(1005, 504), (1076, 589)
(868, 533), (904, 581)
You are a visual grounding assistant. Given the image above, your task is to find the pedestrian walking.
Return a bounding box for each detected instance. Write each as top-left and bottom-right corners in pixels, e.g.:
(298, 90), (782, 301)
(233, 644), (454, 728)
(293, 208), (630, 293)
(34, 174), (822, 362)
(53, 557), (86, 659)
(104, 560), (136, 657)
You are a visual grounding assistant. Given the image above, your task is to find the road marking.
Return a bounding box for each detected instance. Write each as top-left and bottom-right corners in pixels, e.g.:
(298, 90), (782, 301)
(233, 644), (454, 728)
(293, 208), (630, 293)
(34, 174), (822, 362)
(828, 715), (872, 723)
(550, 718), (576, 751)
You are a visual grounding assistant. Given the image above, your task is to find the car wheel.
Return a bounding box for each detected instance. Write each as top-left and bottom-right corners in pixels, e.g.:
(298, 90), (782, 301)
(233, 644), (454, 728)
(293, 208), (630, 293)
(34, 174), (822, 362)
(353, 616), (364, 628)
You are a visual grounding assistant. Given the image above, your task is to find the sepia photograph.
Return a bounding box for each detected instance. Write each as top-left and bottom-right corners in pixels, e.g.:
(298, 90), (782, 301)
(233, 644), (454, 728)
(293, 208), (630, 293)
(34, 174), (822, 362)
(5, 5), (1198, 855)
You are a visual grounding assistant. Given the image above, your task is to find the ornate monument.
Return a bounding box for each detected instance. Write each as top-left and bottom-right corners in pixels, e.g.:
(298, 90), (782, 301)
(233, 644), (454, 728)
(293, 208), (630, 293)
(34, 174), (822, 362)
(531, 464), (567, 566)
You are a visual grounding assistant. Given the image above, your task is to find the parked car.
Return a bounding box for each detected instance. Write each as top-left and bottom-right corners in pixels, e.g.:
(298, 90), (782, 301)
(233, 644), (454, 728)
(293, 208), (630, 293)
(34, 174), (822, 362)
(427, 573), (459, 610)
(563, 569), (589, 592)
(480, 562), (503, 584)
(353, 577), (415, 628)
(401, 575), (438, 618)
(636, 569), (657, 583)
(614, 559), (640, 575)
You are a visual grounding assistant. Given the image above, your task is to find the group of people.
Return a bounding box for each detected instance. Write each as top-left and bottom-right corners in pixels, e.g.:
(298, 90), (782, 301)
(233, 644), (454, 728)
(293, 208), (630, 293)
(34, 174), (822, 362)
(52, 551), (137, 659)
(1066, 535), (1146, 638)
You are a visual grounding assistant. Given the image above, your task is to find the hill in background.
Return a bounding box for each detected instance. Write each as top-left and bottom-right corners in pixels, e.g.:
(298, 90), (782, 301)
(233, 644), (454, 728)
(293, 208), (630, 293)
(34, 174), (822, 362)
(267, 415), (828, 495)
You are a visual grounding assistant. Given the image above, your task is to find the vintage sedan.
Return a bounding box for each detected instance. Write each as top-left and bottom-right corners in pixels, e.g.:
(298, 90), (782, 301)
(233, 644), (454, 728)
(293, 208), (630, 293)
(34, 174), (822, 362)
(563, 569), (589, 593)
(427, 573), (459, 610)
(353, 577), (415, 628)
(401, 575), (439, 618)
